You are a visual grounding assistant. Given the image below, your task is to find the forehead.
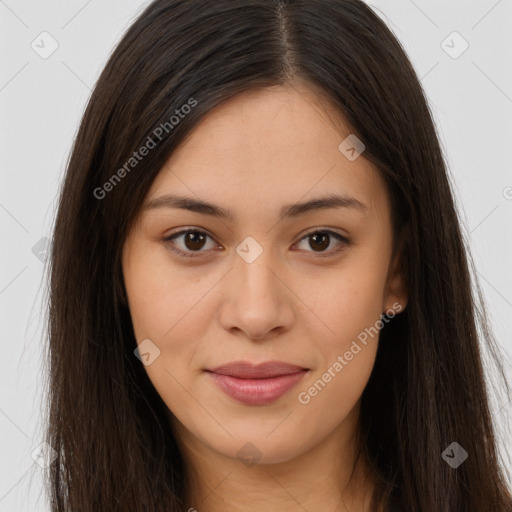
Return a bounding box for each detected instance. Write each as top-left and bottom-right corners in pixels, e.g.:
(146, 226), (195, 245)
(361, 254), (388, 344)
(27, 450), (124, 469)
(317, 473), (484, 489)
(145, 83), (388, 221)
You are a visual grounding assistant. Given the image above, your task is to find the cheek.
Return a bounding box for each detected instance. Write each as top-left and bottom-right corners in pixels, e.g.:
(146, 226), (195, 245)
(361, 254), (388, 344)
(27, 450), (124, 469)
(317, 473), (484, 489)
(293, 254), (387, 415)
(303, 252), (388, 355)
(124, 241), (206, 342)
(123, 244), (225, 415)
(126, 284), (207, 377)
(293, 320), (380, 444)
(125, 278), (205, 423)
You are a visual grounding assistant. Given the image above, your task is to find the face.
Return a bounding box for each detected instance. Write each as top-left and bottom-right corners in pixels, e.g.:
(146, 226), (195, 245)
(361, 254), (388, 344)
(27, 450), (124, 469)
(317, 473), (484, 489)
(122, 82), (407, 466)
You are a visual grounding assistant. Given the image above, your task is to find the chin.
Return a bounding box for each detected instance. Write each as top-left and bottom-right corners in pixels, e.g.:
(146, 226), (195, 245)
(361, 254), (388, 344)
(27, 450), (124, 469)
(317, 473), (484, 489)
(204, 428), (315, 467)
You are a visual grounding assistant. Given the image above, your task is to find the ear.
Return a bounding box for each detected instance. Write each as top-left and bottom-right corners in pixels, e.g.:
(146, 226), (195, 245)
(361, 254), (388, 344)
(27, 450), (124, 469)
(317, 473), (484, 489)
(383, 224), (408, 315)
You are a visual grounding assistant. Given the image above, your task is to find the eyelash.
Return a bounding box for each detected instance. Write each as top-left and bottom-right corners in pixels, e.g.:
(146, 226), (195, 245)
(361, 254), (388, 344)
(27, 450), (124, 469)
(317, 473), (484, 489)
(162, 228), (350, 259)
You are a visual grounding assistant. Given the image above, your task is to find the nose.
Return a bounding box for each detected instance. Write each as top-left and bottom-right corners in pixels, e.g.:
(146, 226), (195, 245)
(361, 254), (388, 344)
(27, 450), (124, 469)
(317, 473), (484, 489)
(218, 248), (295, 342)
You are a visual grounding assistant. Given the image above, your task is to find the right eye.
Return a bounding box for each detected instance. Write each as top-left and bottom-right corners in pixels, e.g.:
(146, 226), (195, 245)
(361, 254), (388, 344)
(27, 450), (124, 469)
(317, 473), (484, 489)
(163, 229), (220, 258)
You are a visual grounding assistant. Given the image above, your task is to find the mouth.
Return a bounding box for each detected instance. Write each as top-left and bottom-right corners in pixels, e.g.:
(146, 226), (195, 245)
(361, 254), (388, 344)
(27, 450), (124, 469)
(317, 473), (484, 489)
(205, 361), (309, 406)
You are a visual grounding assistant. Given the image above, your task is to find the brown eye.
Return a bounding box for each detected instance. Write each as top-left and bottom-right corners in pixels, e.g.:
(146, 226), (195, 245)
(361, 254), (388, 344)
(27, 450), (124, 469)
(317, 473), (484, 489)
(181, 231), (208, 251)
(295, 230), (349, 257)
(164, 229), (217, 258)
(163, 228), (349, 260)
(308, 232), (330, 251)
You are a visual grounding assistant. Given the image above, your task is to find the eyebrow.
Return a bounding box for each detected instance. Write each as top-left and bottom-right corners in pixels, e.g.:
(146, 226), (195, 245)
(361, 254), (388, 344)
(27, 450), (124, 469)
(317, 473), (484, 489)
(142, 193), (368, 220)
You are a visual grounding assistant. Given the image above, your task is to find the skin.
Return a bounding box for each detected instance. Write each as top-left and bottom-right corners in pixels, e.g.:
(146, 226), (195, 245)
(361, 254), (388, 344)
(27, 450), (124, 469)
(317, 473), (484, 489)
(122, 81), (408, 511)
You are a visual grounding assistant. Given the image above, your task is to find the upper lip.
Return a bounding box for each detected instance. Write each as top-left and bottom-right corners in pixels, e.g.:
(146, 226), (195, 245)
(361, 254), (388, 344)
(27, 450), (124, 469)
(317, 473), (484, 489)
(207, 361), (308, 379)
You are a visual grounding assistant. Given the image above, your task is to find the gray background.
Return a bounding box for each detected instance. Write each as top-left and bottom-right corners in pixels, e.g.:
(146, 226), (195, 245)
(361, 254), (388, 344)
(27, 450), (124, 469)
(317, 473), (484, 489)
(1, 1), (511, 509)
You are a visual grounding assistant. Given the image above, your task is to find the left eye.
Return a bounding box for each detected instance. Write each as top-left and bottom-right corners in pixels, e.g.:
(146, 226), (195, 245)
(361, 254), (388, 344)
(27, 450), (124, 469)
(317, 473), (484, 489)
(163, 229), (349, 259)
(294, 230), (349, 256)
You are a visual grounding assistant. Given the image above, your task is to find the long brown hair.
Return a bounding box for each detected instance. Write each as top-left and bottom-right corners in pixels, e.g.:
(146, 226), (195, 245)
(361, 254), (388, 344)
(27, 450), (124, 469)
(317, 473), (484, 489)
(44, 1), (512, 510)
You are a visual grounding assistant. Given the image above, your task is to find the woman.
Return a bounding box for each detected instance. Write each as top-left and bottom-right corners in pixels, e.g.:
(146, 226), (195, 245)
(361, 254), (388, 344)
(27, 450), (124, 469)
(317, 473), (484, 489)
(45, 0), (512, 510)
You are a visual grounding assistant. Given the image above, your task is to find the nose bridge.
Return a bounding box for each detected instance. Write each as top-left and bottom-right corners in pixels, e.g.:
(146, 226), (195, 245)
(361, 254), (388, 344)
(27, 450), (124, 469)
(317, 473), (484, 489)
(234, 237), (282, 305)
(218, 236), (294, 339)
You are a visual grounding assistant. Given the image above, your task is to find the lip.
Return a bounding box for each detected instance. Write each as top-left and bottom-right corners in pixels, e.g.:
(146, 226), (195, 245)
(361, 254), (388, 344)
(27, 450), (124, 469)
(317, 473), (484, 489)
(206, 361), (308, 406)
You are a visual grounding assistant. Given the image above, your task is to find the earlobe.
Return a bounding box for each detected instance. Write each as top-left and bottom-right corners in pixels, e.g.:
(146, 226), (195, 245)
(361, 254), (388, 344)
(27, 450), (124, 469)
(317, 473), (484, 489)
(383, 226), (409, 315)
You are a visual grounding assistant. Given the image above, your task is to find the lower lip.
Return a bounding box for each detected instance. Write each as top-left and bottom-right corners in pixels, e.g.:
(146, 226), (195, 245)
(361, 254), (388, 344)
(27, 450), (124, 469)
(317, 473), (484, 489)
(207, 371), (307, 406)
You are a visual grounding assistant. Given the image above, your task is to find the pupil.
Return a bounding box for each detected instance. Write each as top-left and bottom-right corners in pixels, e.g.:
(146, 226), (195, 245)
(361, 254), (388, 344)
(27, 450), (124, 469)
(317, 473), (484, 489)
(185, 232), (206, 250)
(310, 233), (329, 251)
